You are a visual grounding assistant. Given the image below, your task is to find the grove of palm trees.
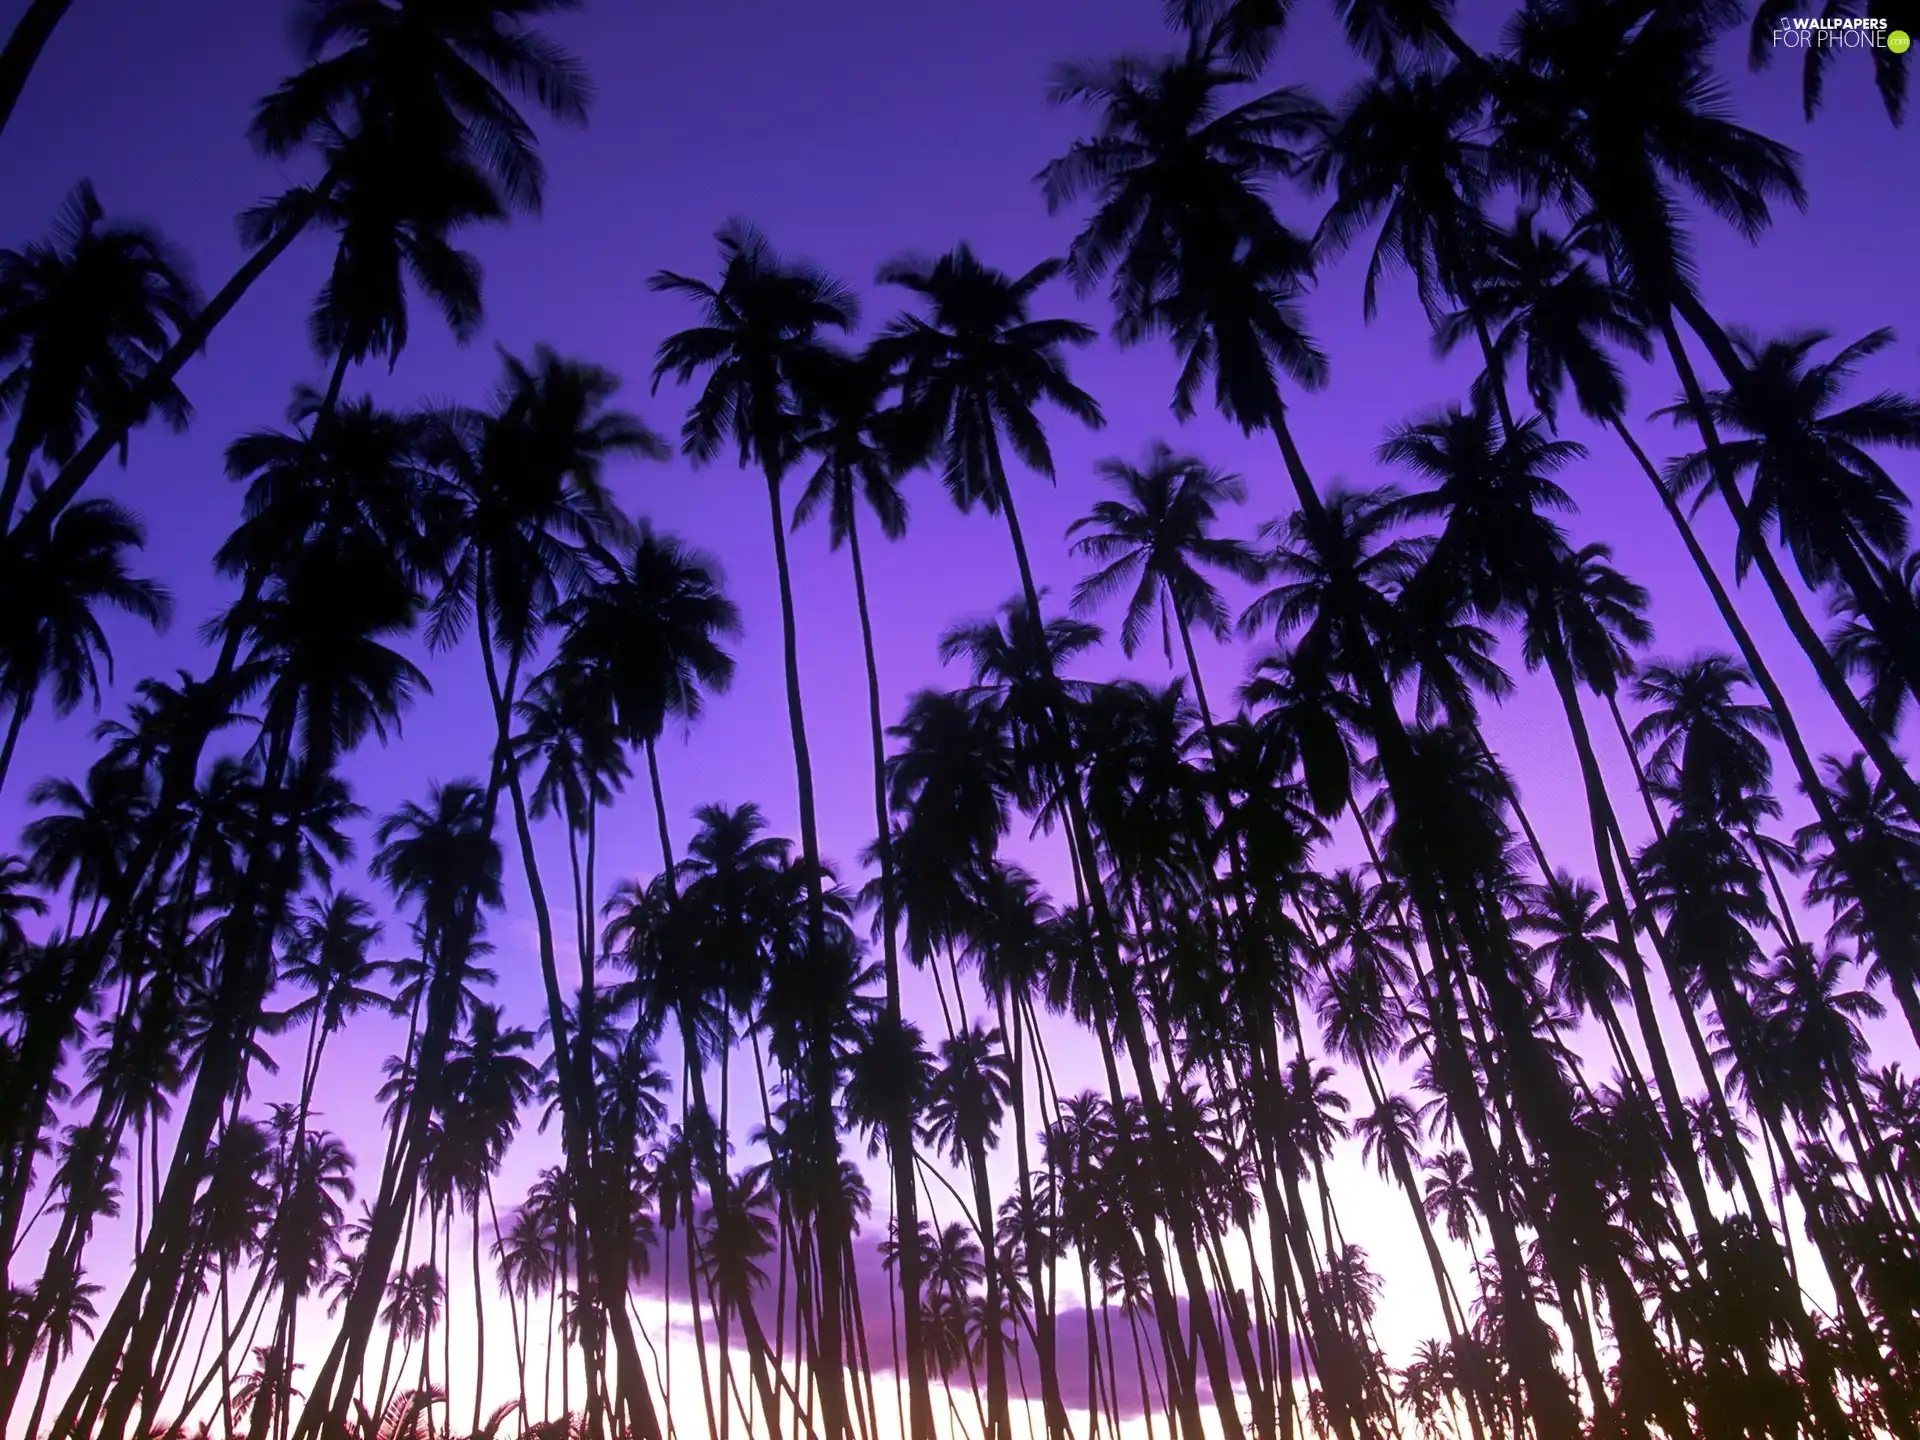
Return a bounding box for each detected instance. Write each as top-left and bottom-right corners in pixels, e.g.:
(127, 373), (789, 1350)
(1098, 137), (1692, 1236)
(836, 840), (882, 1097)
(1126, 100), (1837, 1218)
(1, 1), (1917, 1438)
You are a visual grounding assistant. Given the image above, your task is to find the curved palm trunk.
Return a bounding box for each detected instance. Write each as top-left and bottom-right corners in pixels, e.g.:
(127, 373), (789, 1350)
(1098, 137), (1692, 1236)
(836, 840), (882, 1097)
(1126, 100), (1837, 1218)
(842, 502), (942, 1440)
(985, 438), (1247, 1440)
(497, 642), (661, 1440)
(0, 0), (71, 143)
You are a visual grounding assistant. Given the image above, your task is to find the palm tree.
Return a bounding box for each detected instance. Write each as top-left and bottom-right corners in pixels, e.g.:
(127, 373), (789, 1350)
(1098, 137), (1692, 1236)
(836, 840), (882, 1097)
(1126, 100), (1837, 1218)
(31, 481), (412, 1428)
(281, 889), (387, 1152)
(786, 340), (944, 1440)
(1068, 440), (1265, 725)
(294, 781), (502, 1440)
(7, 0), (590, 540)
(1797, 755), (1920, 1046)
(1436, 206), (1910, 899)
(237, 98), (505, 417)
(651, 220), (856, 1003)
(0, 180), (197, 529)
(0, 492), (172, 795)
(549, 525), (740, 878)
(440, 1002), (538, 1434)
(253, 1126), (356, 1440)
(433, 346), (666, 1440)
(1306, 61), (1492, 325)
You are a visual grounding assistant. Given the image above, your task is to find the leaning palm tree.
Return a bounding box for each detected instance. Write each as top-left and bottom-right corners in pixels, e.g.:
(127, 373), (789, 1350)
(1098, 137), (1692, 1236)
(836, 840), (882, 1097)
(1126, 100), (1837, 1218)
(1797, 755), (1920, 1047)
(8, 0), (590, 539)
(0, 180), (197, 530)
(1438, 206), (1917, 893)
(0, 491), (171, 796)
(1662, 327), (1920, 721)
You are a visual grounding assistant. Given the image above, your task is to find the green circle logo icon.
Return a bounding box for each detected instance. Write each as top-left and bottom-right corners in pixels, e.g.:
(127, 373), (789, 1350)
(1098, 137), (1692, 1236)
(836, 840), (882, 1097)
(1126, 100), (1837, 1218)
(1892, 29), (1913, 53)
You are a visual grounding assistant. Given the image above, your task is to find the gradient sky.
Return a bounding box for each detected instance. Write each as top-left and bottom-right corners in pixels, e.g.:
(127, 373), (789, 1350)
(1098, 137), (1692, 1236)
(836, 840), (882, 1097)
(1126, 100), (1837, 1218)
(2, 0), (1917, 1429)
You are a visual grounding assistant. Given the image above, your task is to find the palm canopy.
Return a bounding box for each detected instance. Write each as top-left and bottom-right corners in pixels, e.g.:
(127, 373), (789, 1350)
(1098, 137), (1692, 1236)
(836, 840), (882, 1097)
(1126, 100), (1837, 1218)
(1306, 62), (1492, 322)
(372, 780), (504, 954)
(0, 181), (198, 525)
(650, 220), (859, 480)
(427, 346), (659, 666)
(549, 526), (741, 747)
(1381, 398), (1583, 623)
(790, 344), (909, 546)
(1433, 208), (1650, 429)
(217, 390), (454, 586)
(1068, 440), (1265, 661)
(249, 0), (592, 217)
(1662, 327), (1918, 593)
(1495, 0), (1805, 313)
(0, 493), (172, 721)
(239, 107), (506, 375)
(1041, 47), (1327, 432)
(1630, 652), (1777, 820)
(874, 243), (1103, 513)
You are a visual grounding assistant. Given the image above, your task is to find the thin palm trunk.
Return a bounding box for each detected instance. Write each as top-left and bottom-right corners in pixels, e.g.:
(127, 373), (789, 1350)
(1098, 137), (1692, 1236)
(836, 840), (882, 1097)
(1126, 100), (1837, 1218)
(0, 696), (28, 799)
(842, 500), (941, 1440)
(0, 0), (72, 150)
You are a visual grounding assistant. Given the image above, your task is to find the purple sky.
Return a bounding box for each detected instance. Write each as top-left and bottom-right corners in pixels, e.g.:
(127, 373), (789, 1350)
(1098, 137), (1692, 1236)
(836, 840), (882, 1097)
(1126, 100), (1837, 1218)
(3, 0), (1918, 1423)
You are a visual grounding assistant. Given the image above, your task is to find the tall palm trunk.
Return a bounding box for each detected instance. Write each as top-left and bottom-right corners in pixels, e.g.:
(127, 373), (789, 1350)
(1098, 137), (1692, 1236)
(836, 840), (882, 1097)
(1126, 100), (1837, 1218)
(757, 465), (852, 1440)
(0, 0), (72, 145)
(984, 437), (1248, 1440)
(841, 500), (941, 1440)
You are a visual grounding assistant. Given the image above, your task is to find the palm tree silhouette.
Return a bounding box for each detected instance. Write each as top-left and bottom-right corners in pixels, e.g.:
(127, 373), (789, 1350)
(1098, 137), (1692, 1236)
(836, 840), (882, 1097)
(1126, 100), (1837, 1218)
(0, 491), (172, 796)
(0, 181), (197, 530)
(8, 0), (589, 544)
